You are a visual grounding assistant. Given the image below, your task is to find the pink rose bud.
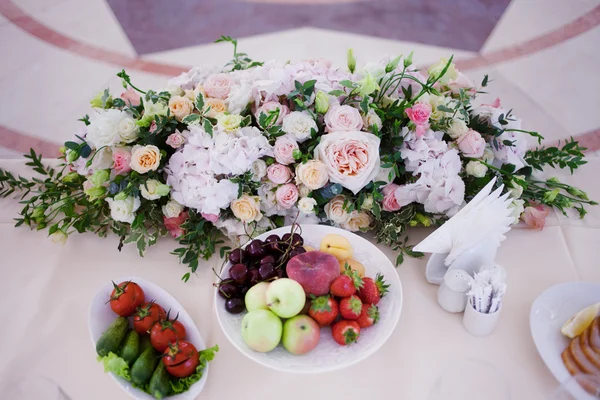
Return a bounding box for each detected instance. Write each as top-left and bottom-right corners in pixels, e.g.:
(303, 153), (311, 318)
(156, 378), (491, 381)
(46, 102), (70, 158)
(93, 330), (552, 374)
(163, 211), (189, 238)
(275, 183), (299, 209)
(267, 163), (292, 184)
(201, 213), (219, 223)
(381, 183), (402, 212)
(405, 102), (432, 137)
(522, 205), (550, 230)
(457, 129), (486, 158)
(166, 132), (185, 149)
(120, 88), (141, 107)
(112, 148), (132, 176)
(149, 120), (157, 133)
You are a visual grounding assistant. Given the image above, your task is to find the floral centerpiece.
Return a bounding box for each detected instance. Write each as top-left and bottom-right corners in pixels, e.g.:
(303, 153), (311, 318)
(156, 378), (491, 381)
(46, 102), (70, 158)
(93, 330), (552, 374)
(0, 37), (594, 281)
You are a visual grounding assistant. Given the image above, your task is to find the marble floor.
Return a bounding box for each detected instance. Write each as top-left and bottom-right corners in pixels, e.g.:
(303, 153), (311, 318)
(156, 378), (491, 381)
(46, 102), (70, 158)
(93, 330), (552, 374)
(0, 0), (599, 158)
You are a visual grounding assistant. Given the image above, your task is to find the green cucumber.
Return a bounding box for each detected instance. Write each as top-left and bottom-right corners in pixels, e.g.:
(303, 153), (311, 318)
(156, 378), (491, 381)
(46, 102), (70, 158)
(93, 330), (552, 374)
(131, 347), (160, 386)
(139, 335), (153, 353)
(119, 330), (140, 365)
(96, 317), (129, 357)
(148, 362), (171, 399)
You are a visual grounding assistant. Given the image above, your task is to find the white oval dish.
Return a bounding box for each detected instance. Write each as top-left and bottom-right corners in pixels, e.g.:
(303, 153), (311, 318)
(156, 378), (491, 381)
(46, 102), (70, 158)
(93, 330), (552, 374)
(88, 276), (208, 400)
(530, 281), (600, 400)
(214, 224), (403, 373)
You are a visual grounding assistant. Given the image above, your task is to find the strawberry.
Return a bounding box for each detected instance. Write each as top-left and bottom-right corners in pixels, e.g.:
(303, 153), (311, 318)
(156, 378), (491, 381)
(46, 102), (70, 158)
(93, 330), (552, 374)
(356, 303), (379, 328)
(308, 295), (339, 326)
(339, 295), (363, 320)
(331, 320), (361, 346)
(330, 264), (363, 297)
(357, 273), (389, 305)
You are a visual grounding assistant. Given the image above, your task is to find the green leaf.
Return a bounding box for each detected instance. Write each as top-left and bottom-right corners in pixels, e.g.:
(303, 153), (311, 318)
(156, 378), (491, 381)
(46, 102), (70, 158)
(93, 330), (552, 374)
(98, 352), (130, 381)
(203, 119), (214, 137)
(481, 74), (489, 87)
(195, 92), (205, 111)
(328, 90), (346, 96)
(182, 114), (201, 125)
(339, 80), (356, 88)
(64, 141), (79, 150)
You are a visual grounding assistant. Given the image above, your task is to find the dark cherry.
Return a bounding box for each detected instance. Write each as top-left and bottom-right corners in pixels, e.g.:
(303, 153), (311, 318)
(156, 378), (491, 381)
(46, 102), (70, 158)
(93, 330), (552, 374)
(218, 280), (239, 299)
(239, 285), (250, 296)
(248, 269), (261, 284)
(282, 233), (304, 248)
(289, 247), (307, 259)
(225, 298), (245, 314)
(229, 263), (249, 284)
(264, 234), (282, 254)
(260, 255), (276, 265)
(276, 268), (286, 278)
(258, 263), (276, 280)
(247, 239), (266, 259)
(229, 248), (247, 265)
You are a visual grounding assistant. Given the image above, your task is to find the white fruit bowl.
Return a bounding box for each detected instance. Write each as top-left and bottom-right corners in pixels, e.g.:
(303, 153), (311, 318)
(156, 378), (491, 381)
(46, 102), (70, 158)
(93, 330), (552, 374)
(214, 224), (403, 373)
(88, 276), (209, 399)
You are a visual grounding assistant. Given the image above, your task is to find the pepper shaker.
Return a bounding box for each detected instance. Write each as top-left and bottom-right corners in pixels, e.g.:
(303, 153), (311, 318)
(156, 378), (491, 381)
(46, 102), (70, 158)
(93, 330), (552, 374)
(437, 269), (473, 313)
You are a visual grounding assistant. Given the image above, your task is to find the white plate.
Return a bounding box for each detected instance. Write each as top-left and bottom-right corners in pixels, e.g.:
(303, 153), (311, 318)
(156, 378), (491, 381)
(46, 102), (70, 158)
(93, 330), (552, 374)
(88, 276), (208, 400)
(214, 224), (403, 373)
(530, 281), (600, 400)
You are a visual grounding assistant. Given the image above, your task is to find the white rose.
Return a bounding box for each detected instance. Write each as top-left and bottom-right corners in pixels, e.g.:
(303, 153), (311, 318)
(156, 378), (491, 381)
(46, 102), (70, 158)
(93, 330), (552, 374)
(117, 114), (139, 143)
(483, 145), (495, 163)
(448, 118), (468, 139)
(296, 160), (329, 190)
(298, 197), (317, 214)
(250, 159), (267, 182)
(139, 179), (170, 200)
(465, 160), (488, 178)
(162, 200), (184, 218)
(298, 184), (311, 198)
(49, 230), (67, 245)
(508, 199), (525, 224)
(230, 194), (263, 223)
(324, 105), (364, 132)
(106, 196), (141, 224)
(130, 145), (161, 174)
(282, 111), (317, 143)
(324, 195), (350, 224)
(361, 195), (374, 211)
(87, 109), (125, 148)
(340, 210), (372, 232)
(217, 114), (243, 132)
(314, 130), (381, 194)
(362, 109), (382, 131)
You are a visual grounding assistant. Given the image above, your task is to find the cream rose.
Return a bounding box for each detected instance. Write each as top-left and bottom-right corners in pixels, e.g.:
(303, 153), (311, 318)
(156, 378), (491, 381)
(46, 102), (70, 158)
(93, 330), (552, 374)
(204, 74), (232, 99)
(139, 179), (170, 200)
(340, 210), (372, 232)
(106, 196), (141, 224)
(49, 230), (68, 245)
(448, 118), (468, 139)
(282, 111), (317, 142)
(324, 105), (364, 132)
(298, 184), (311, 198)
(314, 131), (381, 194)
(298, 197), (317, 214)
(204, 98), (228, 118)
(231, 194), (263, 223)
(130, 145), (161, 174)
(465, 160), (488, 178)
(217, 114), (242, 132)
(169, 96), (194, 121)
(324, 195), (350, 224)
(117, 114), (139, 143)
(363, 109), (382, 131)
(162, 200), (184, 218)
(296, 160), (328, 190)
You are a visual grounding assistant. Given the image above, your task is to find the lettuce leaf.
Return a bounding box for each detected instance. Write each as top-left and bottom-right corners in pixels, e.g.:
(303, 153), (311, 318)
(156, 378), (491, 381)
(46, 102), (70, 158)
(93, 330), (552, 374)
(170, 345), (219, 394)
(98, 352), (131, 381)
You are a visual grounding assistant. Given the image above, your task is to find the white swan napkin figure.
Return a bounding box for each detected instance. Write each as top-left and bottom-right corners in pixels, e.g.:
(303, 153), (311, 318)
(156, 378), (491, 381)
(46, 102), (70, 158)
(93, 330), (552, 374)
(413, 177), (514, 284)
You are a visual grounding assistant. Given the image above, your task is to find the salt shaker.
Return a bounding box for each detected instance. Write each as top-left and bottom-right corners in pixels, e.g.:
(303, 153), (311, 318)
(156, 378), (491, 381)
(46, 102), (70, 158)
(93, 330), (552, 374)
(437, 269), (473, 313)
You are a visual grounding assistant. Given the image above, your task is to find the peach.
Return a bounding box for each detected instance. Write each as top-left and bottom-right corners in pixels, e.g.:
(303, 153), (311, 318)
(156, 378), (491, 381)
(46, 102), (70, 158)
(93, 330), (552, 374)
(286, 251), (340, 296)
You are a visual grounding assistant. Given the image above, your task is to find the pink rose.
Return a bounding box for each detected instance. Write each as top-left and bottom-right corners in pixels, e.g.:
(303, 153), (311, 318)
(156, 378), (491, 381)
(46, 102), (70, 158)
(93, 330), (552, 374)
(149, 120), (157, 133)
(204, 74), (232, 99)
(382, 183), (402, 212)
(457, 129), (486, 158)
(273, 135), (299, 165)
(275, 183), (299, 209)
(482, 98), (502, 108)
(447, 72), (476, 95)
(120, 88), (141, 107)
(324, 105), (364, 132)
(163, 211), (188, 238)
(201, 213), (219, 223)
(522, 205), (550, 230)
(166, 132), (185, 149)
(112, 148), (132, 175)
(405, 102), (431, 137)
(267, 163), (292, 184)
(255, 101), (290, 126)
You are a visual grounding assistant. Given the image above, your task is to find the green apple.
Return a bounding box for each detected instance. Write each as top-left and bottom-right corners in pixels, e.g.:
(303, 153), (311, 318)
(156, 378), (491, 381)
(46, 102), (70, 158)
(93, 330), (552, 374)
(282, 315), (320, 355)
(245, 282), (270, 312)
(266, 278), (306, 318)
(241, 309), (282, 352)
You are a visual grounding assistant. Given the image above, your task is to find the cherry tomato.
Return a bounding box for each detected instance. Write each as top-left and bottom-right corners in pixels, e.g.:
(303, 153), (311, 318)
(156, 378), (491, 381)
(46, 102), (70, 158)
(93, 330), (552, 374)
(133, 301), (167, 335)
(163, 341), (199, 378)
(109, 281), (145, 317)
(150, 312), (187, 352)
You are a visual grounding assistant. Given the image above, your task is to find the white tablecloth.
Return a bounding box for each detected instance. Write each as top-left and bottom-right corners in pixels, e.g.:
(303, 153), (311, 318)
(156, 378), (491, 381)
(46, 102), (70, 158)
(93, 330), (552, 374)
(0, 158), (599, 399)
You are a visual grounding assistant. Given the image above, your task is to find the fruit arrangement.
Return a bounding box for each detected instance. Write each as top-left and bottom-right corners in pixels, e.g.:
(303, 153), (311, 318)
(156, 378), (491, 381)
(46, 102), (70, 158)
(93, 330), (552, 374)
(95, 280), (218, 399)
(216, 228), (390, 355)
(560, 303), (600, 394)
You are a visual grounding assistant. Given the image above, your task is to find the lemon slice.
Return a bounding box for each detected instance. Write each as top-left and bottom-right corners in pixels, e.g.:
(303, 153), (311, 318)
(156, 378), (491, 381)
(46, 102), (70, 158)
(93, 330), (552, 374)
(561, 303), (600, 338)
